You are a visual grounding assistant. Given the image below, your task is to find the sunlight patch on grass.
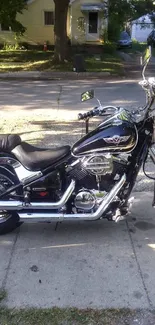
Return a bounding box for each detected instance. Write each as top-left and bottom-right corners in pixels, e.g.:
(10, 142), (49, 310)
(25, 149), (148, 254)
(0, 50), (124, 74)
(86, 56), (123, 74)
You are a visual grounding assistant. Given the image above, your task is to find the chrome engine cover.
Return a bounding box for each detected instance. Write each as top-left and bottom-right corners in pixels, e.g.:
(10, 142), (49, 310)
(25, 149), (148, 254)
(74, 190), (96, 211)
(82, 154), (113, 176)
(74, 189), (107, 211)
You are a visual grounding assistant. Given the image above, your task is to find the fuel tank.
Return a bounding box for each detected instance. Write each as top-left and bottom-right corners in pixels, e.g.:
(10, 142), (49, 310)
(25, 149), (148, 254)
(72, 120), (137, 156)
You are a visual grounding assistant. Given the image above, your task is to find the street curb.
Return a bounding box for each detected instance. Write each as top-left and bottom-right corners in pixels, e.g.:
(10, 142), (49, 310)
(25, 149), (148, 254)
(0, 71), (124, 81)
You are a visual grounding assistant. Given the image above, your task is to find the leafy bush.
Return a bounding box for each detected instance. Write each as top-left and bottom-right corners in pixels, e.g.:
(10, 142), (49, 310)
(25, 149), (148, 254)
(3, 42), (20, 51)
(103, 42), (117, 54)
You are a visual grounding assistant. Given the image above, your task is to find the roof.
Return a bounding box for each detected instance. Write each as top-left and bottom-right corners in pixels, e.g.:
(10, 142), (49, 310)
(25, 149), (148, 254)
(27, 0), (36, 4)
(81, 3), (105, 11)
(132, 13), (155, 24)
(27, 0), (74, 4)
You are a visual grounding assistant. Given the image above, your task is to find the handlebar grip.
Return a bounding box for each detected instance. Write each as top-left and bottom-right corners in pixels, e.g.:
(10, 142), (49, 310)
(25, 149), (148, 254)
(78, 108), (98, 120)
(78, 113), (84, 120)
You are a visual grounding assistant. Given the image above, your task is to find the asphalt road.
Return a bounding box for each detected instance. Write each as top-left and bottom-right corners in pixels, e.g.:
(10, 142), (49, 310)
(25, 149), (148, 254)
(0, 77), (146, 114)
(0, 78), (155, 312)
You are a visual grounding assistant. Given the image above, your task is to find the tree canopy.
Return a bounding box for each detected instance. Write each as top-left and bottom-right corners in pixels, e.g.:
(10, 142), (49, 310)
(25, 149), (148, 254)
(108, 0), (155, 40)
(0, 0), (26, 35)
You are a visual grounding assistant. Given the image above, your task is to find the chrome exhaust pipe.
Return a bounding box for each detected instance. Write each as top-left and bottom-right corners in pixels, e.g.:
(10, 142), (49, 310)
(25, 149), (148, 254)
(0, 180), (75, 211)
(149, 146), (155, 164)
(19, 174), (126, 223)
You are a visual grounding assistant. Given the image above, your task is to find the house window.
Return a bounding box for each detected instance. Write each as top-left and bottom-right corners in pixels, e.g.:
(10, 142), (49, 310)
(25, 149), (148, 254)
(1, 23), (10, 31)
(44, 11), (54, 25)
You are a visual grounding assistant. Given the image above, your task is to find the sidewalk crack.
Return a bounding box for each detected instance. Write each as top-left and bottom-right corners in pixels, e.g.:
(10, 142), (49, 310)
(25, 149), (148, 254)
(57, 85), (63, 108)
(2, 228), (20, 290)
(126, 220), (153, 308)
(53, 84), (63, 120)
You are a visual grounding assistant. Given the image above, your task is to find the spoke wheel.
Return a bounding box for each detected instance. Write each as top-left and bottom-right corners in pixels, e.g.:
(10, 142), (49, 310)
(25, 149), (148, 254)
(0, 211), (12, 223)
(0, 210), (20, 235)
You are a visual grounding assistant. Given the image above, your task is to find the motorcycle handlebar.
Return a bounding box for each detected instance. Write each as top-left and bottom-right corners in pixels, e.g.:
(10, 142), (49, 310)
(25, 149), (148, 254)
(78, 106), (119, 121)
(78, 77), (155, 122)
(78, 107), (99, 120)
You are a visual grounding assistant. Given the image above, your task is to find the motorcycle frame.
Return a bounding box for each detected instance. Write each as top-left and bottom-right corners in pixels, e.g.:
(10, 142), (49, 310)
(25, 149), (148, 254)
(0, 152), (71, 200)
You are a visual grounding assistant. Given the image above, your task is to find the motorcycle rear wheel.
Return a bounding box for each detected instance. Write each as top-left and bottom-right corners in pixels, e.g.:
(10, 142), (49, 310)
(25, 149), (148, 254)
(0, 211), (19, 235)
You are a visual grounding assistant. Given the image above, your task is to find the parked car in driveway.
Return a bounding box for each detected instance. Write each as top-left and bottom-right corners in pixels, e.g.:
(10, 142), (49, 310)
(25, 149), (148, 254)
(147, 30), (155, 46)
(117, 31), (132, 49)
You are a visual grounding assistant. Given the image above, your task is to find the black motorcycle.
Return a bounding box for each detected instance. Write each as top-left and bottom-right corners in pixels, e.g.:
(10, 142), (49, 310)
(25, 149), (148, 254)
(0, 47), (155, 235)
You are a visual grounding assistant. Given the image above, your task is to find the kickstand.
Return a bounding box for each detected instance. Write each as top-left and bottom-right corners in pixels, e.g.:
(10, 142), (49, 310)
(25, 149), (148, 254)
(152, 181), (155, 207)
(55, 222), (61, 231)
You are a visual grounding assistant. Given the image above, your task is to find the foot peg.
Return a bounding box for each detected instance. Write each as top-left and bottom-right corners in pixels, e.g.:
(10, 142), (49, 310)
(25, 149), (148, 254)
(112, 209), (125, 223)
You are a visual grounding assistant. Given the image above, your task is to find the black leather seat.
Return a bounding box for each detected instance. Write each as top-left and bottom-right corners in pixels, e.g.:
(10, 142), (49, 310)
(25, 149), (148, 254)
(0, 134), (21, 152)
(12, 142), (70, 171)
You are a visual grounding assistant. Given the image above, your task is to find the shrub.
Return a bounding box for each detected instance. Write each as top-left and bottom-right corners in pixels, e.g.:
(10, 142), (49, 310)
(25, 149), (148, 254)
(103, 41), (117, 54)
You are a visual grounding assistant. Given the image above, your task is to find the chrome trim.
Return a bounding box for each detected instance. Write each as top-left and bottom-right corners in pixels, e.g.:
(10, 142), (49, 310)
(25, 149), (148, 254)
(0, 200), (22, 210)
(19, 174), (126, 222)
(0, 179), (75, 210)
(82, 154), (113, 176)
(14, 164), (42, 184)
(19, 212), (64, 222)
(103, 135), (130, 144)
(70, 159), (80, 167)
(149, 146), (155, 164)
(0, 156), (42, 184)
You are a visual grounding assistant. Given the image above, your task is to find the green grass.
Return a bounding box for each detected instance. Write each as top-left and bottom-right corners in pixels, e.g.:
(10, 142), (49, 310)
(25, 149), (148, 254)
(0, 308), (137, 325)
(119, 41), (147, 55)
(131, 41), (147, 53)
(0, 50), (123, 74)
(0, 289), (7, 303)
(86, 53), (123, 74)
(0, 50), (72, 72)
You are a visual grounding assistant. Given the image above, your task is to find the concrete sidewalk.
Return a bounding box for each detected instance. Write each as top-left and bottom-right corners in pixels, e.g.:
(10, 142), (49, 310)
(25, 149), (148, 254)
(0, 70), (113, 81)
(0, 192), (155, 309)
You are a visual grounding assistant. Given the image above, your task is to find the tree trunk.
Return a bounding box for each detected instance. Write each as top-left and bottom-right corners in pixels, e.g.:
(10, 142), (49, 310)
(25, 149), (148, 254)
(54, 0), (70, 63)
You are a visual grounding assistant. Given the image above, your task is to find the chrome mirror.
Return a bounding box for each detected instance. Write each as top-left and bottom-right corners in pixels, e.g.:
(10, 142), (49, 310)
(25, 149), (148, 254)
(140, 46), (151, 66)
(81, 90), (94, 102)
(140, 46), (151, 80)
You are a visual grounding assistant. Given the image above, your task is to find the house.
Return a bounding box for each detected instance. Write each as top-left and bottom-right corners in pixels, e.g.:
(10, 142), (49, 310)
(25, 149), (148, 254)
(131, 14), (154, 42)
(0, 0), (56, 46)
(0, 0), (107, 46)
(70, 0), (107, 44)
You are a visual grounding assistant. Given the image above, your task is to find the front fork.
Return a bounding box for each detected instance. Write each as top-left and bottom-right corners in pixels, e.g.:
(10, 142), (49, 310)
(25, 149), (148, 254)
(121, 120), (153, 209)
(149, 117), (155, 207)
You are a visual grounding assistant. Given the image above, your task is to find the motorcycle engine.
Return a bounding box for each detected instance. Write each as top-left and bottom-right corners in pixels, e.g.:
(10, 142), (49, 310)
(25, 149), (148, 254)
(82, 154), (113, 176)
(74, 190), (96, 211)
(67, 154), (127, 212)
(68, 154), (114, 212)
